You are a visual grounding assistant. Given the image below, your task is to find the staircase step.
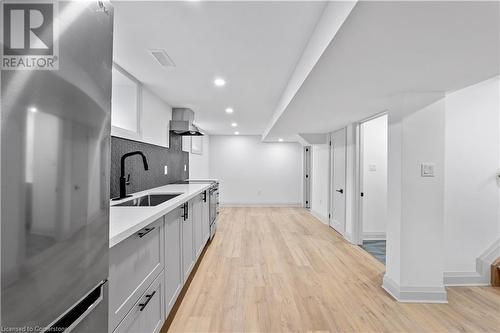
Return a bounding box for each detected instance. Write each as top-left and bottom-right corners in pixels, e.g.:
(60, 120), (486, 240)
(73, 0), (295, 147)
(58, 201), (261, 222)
(491, 257), (500, 287)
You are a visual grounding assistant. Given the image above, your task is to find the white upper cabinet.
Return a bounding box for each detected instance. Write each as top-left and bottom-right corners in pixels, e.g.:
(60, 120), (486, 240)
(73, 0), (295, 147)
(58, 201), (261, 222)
(111, 64), (141, 140)
(111, 63), (171, 147)
(142, 88), (171, 148)
(182, 136), (191, 152)
(191, 136), (203, 155)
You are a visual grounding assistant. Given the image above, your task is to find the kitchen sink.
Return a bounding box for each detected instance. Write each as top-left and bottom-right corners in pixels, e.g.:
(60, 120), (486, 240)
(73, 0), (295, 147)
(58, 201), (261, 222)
(113, 193), (182, 207)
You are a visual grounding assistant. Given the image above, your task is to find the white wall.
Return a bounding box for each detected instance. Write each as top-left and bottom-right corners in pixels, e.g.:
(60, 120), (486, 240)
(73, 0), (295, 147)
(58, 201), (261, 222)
(344, 124), (357, 243)
(385, 121), (403, 285)
(384, 99), (447, 302)
(311, 144), (329, 223)
(443, 77), (500, 275)
(361, 115), (388, 238)
(189, 135), (210, 179)
(209, 135), (302, 206)
(384, 77), (500, 298)
(401, 100), (445, 288)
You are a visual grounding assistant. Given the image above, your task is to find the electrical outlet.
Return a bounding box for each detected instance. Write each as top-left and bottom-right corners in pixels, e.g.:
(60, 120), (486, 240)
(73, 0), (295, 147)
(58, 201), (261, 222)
(369, 164), (377, 171)
(164, 165), (168, 175)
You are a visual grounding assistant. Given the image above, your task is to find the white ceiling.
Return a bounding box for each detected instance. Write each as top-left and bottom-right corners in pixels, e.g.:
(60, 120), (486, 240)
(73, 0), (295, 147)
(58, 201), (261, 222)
(264, 1), (500, 141)
(112, 1), (327, 135)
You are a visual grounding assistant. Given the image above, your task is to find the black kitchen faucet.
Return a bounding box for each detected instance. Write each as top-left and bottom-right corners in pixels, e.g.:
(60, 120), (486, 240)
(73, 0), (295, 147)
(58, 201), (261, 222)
(113, 151), (149, 200)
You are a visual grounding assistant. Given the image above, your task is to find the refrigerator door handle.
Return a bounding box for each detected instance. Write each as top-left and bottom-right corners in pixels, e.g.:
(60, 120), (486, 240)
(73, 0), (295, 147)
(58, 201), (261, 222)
(46, 281), (107, 333)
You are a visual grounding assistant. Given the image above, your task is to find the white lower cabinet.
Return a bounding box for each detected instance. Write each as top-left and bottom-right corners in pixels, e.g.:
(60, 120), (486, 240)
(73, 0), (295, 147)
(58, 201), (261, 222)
(201, 190), (210, 243)
(182, 200), (195, 280)
(110, 189), (214, 331)
(164, 206), (183, 315)
(114, 271), (165, 333)
(109, 218), (164, 332)
(193, 193), (204, 258)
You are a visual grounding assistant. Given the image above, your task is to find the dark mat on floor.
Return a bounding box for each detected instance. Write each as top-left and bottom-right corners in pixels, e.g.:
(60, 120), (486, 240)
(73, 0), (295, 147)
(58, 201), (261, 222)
(361, 240), (386, 265)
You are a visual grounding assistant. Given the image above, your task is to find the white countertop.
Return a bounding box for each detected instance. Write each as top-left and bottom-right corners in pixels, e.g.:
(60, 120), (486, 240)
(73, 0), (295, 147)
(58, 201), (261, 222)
(109, 183), (212, 248)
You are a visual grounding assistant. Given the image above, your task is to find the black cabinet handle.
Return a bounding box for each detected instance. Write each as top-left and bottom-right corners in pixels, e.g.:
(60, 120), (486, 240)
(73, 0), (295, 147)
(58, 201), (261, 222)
(137, 227), (155, 238)
(182, 202), (189, 221)
(138, 291), (156, 311)
(203, 191), (207, 202)
(336, 189), (344, 194)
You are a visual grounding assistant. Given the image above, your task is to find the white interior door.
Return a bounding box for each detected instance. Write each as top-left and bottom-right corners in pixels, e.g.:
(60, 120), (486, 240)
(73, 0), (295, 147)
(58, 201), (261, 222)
(330, 128), (347, 234)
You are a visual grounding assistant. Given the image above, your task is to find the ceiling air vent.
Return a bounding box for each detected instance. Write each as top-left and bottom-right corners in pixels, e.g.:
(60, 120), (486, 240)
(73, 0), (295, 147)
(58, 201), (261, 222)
(148, 49), (175, 67)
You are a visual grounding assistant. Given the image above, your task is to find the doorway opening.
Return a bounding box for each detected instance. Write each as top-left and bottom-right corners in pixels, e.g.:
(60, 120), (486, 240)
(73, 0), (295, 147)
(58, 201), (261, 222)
(358, 113), (388, 264)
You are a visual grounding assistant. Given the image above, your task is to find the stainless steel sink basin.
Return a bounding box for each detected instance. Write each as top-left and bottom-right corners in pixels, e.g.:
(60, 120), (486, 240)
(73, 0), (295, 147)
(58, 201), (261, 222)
(113, 193), (182, 207)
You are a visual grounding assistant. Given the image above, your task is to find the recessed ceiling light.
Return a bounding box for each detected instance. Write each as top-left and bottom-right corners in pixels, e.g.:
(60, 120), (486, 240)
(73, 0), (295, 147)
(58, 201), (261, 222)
(231, 122), (238, 127)
(28, 106), (37, 113)
(278, 138), (284, 142)
(225, 107), (234, 114)
(214, 78), (226, 87)
(234, 131), (239, 135)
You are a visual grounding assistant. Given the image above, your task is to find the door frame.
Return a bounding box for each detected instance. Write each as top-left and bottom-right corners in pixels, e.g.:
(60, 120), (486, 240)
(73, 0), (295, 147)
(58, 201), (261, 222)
(354, 111), (388, 245)
(328, 128), (347, 235)
(303, 146), (311, 208)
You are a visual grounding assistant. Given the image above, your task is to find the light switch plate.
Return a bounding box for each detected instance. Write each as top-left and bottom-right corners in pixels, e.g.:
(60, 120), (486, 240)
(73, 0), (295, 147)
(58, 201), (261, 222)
(421, 163), (435, 177)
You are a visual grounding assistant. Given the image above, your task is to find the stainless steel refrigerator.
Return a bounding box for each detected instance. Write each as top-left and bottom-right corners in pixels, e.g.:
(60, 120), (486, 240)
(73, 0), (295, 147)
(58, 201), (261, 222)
(1, 1), (113, 331)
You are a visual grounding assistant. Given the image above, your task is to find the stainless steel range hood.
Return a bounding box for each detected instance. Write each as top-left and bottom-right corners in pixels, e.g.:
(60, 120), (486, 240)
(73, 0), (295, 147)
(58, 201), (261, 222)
(170, 108), (203, 136)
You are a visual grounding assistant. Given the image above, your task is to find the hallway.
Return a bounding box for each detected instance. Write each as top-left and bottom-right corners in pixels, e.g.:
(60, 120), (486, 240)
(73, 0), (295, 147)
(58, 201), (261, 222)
(165, 207), (500, 332)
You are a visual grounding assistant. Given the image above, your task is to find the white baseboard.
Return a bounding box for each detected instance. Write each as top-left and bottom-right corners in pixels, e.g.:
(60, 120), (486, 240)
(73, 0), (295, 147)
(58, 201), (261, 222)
(362, 232), (386, 240)
(220, 202), (302, 208)
(310, 209), (329, 225)
(443, 237), (499, 287)
(382, 275), (448, 303)
(443, 271), (489, 286)
(344, 232), (356, 244)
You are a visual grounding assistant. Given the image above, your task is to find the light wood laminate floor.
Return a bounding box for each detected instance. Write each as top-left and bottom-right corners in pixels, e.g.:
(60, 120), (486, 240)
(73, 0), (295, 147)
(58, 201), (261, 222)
(165, 207), (500, 332)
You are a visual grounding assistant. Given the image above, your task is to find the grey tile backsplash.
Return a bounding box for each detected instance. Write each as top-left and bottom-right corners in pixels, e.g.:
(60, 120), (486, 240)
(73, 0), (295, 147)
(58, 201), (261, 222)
(110, 134), (189, 199)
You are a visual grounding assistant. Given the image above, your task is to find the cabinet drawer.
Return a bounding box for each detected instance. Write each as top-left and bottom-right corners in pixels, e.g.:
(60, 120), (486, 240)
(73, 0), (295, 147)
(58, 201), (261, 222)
(113, 271), (165, 333)
(109, 218), (164, 331)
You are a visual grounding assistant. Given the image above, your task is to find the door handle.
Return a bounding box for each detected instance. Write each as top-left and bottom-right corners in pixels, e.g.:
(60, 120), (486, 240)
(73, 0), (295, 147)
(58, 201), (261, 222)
(336, 189), (344, 194)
